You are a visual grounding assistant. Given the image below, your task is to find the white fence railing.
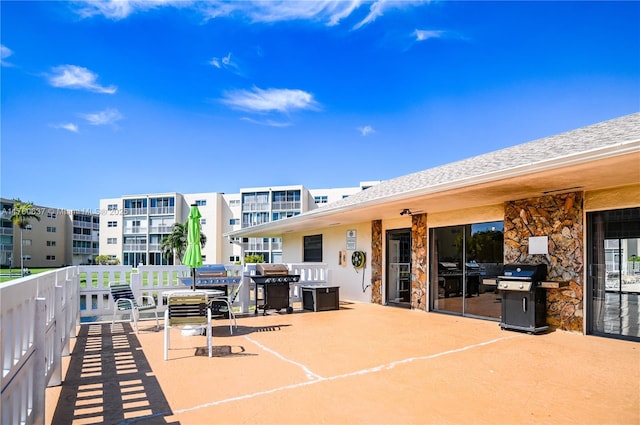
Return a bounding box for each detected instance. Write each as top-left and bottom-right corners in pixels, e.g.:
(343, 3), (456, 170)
(0, 267), (79, 425)
(78, 263), (329, 319)
(0, 263), (328, 425)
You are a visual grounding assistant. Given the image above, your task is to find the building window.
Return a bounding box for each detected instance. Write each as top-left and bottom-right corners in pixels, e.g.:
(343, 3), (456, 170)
(303, 234), (323, 262)
(47, 211), (57, 219)
(230, 218), (239, 225)
(23, 239), (32, 246)
(200, 218), (206, 225)
(46, 255), (56, 261)
(107, 204), (118, 211)
(314, 195), (328, 204)
(151, 197), (174, 207)
(229, 199), (240, 207)
(108, 221), (117, 227)
(47, 240), (57, 247)
(229, 255), (240, 262)
(47, 226), (56, 232)
(25, 224), (32, 230)
(273, 211), (299, 221)
(195, 199), (206, 206)
(107, 238), (117, 244)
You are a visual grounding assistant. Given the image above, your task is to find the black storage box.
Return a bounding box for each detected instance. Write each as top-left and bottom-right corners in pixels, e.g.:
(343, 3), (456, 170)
(302, 286), (340, 312)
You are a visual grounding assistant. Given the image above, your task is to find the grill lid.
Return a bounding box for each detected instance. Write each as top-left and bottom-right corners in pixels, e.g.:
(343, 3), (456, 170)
(196, 264), (227, 277)
(501, 264), (547, 281)
(257, 263), (290, 276)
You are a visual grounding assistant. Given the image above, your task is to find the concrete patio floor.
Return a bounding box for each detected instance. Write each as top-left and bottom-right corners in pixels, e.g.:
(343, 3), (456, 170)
(46, 302), (639, 425)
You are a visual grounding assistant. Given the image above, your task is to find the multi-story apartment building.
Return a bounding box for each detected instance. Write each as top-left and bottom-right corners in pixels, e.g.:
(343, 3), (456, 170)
(0, 198), (99, 268)
(100, 182), (378, 266)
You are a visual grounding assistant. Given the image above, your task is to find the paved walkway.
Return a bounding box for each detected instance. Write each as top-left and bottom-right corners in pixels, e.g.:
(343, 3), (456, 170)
(46, 303), (639, 424)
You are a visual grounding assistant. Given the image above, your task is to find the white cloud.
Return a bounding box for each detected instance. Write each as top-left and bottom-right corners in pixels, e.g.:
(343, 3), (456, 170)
(354, 1), (427, 30)
(48, 65), (117, 94)
(1, 44), (14, 67)
(214, 1), (360, 26)
(414, 29), (444, 42)
(52, 123), (80, 133)
(209, 52), (243, 75)
(74, 0), (192, 20)
(240, 117), (293, 127)
(221, 87), (319, 113)
(81, 108), (123, 126)
(74, 0), (429, 30)
(357, 125), (375, 136)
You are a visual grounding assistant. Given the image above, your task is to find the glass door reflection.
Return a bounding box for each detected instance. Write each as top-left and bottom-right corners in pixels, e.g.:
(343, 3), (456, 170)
(430, 222), (503, 320)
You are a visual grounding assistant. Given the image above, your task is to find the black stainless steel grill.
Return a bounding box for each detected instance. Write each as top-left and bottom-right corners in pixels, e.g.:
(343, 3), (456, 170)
(250, 264), (300, 315)
(179, 264), (241, 295)
(497, 264), (548, 334)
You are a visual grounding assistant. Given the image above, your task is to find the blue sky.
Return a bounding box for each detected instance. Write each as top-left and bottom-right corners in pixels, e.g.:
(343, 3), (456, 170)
(1, 1), (638, 211)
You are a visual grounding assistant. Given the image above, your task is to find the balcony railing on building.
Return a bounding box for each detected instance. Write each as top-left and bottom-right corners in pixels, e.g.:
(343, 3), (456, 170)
(149, 206), (174, 215)
(242, 202), (270, 212)
(149, 225), (173, 233)
(271, 201), (301, 210)
(124, 227), (147, 234)
(123, 243), (147, 252)
(73, 220), (95, 229)
(124, 207), (147, 216)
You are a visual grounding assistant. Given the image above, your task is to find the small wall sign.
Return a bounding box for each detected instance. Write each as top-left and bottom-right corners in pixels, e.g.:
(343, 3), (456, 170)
(346, 229), (357, 250)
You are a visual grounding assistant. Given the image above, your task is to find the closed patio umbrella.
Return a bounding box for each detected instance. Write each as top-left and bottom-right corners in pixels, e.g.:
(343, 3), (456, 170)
(182, 204), (203, 291)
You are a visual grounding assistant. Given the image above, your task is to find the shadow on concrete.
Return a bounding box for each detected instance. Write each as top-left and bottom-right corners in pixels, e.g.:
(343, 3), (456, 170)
(212, 323), (292, 337)
(52, 322), (178, 425)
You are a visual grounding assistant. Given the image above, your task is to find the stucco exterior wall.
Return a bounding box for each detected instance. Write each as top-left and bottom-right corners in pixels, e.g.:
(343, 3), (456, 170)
(585, 183), (640, 212)
(427, 204), (504, 228)
(281, 223), (372, 303)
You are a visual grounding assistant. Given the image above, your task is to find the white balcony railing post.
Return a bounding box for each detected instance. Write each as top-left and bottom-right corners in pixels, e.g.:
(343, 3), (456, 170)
(50, 284), (64, 387)
(33, 297), (47, 425)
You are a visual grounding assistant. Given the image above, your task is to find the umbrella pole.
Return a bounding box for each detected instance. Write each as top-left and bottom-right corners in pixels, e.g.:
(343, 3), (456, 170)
(192, 267), (196, 291)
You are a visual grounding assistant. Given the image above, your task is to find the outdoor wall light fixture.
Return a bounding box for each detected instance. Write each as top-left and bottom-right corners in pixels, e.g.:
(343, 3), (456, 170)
(400, 208), (413, 216)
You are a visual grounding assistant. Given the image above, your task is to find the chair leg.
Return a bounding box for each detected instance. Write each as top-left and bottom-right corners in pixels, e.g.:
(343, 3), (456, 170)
(132, 309), (139, 334)
(111, 304), (117, 332)
(228, 308), (237, 335)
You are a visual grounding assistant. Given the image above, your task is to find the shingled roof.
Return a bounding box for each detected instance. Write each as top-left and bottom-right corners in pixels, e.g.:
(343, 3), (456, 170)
(325, 112), (640, 210)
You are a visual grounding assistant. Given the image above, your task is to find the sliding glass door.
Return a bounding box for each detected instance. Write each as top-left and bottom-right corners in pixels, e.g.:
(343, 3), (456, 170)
(430, 222), (504, 320)
(588, 208), (640, 341)
(386, 229), (411, 307)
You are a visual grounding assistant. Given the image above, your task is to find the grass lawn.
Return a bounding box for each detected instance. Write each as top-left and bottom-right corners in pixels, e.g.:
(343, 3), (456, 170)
(0, 267), (58, 283)
(1, 267), (184, 288)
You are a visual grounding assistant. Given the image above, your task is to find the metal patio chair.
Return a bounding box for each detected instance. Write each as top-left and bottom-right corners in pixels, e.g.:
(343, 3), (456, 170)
(164, 291), (212, 360)
(110, 282), (159, 334)
(209, 281), (243, 334)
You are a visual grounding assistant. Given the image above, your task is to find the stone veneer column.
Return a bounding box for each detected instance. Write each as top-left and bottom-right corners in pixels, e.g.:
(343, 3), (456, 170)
(411, 213), (427, 310)
(370, 220), (383, 304)
(504, 192), (584, 332)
